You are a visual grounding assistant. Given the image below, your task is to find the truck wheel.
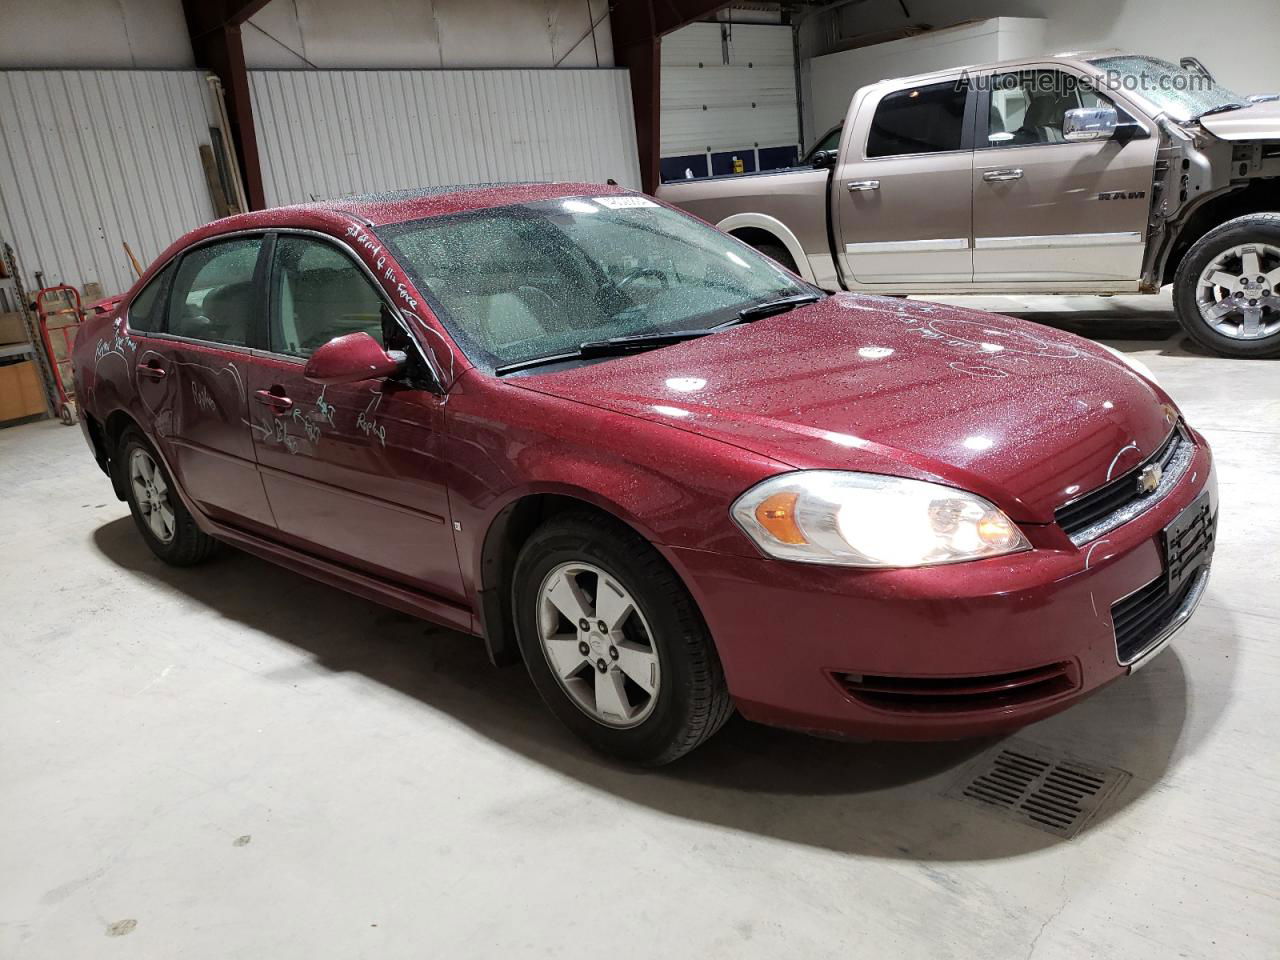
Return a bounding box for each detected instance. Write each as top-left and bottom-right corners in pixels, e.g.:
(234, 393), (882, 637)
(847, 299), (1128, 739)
(511, 511), (733, 765)
(752, 241), (799, 274)
(1173, 213), (1280, 358)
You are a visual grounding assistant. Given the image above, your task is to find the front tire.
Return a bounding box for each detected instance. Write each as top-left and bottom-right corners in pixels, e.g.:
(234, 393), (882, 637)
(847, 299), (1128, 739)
(118, 428), (218, 566)
(1173, 213), (1280, 358)
(512, 512), (733, 765)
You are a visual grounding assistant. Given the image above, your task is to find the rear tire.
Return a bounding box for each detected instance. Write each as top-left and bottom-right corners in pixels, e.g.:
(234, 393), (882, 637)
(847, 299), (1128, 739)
(512, 511), (733, 765)
(118, 428), (218, 566)
(1172, 213), (1280, 358)
(752, 241), (799, 274)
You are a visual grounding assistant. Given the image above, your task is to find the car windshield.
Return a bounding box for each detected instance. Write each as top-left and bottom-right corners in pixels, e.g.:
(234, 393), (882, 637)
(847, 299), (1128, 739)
(378, 195), (816, 371)
(1088, 54), (1249, 122)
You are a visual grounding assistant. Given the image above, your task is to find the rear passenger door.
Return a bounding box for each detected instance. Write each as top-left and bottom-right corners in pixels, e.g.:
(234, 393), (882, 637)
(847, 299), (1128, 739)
(241, 232), (465, 603)
(834, 77), (975, 286)
(146, 234), (276, 530)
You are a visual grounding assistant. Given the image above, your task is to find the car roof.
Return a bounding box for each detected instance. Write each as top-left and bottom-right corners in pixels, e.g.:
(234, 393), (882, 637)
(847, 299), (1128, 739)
(127, 180), (631, 305)
(873, 50), (1121, 88)
(203, 180), (628, 234)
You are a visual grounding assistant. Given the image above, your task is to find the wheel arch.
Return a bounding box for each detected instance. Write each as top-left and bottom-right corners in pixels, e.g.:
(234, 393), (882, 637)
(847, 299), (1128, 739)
(101, 408), (145, 500)
(718, 213), (816, 283)
(474, 489), (694, 669)
(1159, 179), (1280, 285)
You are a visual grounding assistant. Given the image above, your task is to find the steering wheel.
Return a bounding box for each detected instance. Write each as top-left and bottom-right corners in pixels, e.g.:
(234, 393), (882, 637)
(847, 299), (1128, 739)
(616, 268), (670, 292)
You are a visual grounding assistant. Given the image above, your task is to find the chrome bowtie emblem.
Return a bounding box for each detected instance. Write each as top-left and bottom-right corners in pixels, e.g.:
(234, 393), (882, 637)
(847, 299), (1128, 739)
(1136, 463), (1162, 495)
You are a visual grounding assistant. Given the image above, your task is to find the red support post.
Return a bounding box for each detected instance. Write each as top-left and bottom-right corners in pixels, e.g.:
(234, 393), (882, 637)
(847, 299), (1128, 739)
(610, 1), (732, 194)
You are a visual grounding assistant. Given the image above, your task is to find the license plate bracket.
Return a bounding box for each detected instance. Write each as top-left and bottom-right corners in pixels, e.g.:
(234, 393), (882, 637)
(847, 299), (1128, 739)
(1162, 491), (1215, 594)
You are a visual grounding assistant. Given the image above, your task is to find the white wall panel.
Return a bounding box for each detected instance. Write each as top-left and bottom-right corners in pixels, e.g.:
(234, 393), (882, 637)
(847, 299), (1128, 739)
(0, 70), (219, 295)
(660, 22), (798, 161)
(249, 69), (640, 207)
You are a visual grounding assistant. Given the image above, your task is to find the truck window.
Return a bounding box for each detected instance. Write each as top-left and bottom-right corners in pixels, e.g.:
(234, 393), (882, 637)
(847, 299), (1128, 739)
(986, 70), (1107, 147)
(866, 81), (967, 158)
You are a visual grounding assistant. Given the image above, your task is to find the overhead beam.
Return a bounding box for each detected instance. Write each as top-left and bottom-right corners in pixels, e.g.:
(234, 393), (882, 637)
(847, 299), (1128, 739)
(182, 0), (274, 211)
(610, 0), (732, 193)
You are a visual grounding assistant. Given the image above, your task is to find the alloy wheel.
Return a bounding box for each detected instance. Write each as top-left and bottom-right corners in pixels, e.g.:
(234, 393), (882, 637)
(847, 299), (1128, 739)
(129, 448), (176, 544)
(1195, 242), (1280, 340)
(536, 561), (661, 728)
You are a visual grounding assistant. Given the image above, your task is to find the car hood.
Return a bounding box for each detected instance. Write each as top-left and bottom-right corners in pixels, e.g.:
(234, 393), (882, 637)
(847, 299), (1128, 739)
(1198, 99), (1280, 140)
(512, 295), (1178, 523)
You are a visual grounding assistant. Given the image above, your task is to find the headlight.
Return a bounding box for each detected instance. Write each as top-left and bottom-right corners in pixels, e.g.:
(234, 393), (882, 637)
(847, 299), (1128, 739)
(731, 471), (1030, 568)
(1098, 343), (1158, 384)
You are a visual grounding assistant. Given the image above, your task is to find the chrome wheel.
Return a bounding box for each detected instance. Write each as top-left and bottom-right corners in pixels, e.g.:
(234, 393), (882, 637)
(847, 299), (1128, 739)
(1195, 242), (1280, 340)
(536, 561), (660, 728)
(129, 448), (176, 544)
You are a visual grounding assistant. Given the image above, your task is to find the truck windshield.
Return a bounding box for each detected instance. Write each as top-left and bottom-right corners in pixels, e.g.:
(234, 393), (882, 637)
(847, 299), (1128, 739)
(1088, 55), (1248, 122)
(379, 196), (816, 371)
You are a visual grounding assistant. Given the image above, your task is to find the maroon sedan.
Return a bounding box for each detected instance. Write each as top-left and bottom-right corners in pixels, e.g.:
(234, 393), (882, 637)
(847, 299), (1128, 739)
(71, 182), (1216, 764)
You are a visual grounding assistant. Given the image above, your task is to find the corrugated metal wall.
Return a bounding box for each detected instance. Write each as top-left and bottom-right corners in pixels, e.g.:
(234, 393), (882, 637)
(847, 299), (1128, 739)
(660, 22), (798, 179)
(0, 70), (219, 295)
(249, 69), (640, 207)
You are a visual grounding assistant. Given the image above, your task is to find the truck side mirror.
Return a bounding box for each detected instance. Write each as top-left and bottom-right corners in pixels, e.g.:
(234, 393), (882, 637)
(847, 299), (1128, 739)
(810, 149), (837, 170)
(1063, 105), (1118, 143)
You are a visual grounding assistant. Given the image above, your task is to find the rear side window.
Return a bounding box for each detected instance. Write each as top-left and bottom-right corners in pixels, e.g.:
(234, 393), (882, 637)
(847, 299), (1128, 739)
(167, 237), (264, 346)
(866, 81), (968, 158)
(126, 262), (174, 333)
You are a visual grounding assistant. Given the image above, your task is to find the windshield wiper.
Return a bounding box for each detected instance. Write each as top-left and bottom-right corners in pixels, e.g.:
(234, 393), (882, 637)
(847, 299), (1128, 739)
(732, 292), (823, 323)
(493, 329), (716, 374)
(494, 296), (823, 375)
(577, 328), (716, 357)
(1196, 102), (1249, 118)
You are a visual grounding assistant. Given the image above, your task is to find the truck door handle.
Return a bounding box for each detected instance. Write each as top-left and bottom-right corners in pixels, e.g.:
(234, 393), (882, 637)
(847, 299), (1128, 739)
(254, 388), (293, 412)
(136, 361), (166, 380)
(983, 168), (1024, 182)
(846, 180), (880, 192)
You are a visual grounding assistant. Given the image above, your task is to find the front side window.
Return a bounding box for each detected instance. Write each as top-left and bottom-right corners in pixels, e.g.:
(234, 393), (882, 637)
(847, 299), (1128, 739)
(866, 80), (968, 158)
(127, 261), (175, 333)
(986, 70), (1109, 147)
(167, 237), (263, 345)
(270, 237), (384, 357)
(379, 196), (815, 370)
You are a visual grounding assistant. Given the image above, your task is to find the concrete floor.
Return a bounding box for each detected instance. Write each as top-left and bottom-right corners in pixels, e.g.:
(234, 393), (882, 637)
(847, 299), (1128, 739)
(2, 293), (1277, 959)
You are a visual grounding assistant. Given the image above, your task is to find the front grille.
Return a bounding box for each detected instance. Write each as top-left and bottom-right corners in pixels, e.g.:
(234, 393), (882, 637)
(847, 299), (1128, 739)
(834, 662), (1078, 714)
(1055, 427), (1190, 546)
(1111, 573), (1200, 664)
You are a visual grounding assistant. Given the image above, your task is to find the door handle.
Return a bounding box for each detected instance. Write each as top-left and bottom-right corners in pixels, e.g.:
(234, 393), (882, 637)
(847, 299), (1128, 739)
(254, 388), (293, 412)
(846, 179), (880, 192)
(136, 362), (166, 380)
(983, 168), (1024, 182)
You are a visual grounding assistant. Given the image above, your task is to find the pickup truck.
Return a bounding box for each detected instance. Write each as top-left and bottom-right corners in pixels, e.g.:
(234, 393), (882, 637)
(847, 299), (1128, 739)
(657, 52), (1280, 358)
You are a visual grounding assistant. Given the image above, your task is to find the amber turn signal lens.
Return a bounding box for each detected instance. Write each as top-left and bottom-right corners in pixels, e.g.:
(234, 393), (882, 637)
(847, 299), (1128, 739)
(754, 491), (806, 544)
(977, 511), (1018, 548)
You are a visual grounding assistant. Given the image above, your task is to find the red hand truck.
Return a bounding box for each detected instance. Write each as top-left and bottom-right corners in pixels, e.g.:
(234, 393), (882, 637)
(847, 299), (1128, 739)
(34, 284), (83, 425)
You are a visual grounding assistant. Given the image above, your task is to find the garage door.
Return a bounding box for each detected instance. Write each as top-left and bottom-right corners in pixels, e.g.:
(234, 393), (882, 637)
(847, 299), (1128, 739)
(660, 22), (799, 182)
(249, 69), (642, 207)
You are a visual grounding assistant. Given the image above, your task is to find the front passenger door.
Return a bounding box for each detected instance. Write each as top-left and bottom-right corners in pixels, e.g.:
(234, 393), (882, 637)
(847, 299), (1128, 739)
(242, 233), (465, 604)
(971, 68), (1158, 285)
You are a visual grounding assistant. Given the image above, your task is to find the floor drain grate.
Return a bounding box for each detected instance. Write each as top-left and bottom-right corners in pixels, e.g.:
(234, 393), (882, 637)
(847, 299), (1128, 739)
(945, 740), (1130, 839)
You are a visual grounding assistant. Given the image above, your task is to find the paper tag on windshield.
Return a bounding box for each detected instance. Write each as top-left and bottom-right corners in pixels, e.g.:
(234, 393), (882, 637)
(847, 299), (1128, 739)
(594, 196), (658, 209)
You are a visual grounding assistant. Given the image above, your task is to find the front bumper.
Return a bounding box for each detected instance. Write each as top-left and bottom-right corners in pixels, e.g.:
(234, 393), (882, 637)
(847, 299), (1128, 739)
(671, 432), (1216, 741)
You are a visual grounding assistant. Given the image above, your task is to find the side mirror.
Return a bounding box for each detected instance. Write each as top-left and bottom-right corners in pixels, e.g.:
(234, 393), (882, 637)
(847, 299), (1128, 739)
(1063, 105), (1118, 142)
(304, 332), (405, 385)
(810, 149), (837, 169)
(1180, 56), (1214, 83)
